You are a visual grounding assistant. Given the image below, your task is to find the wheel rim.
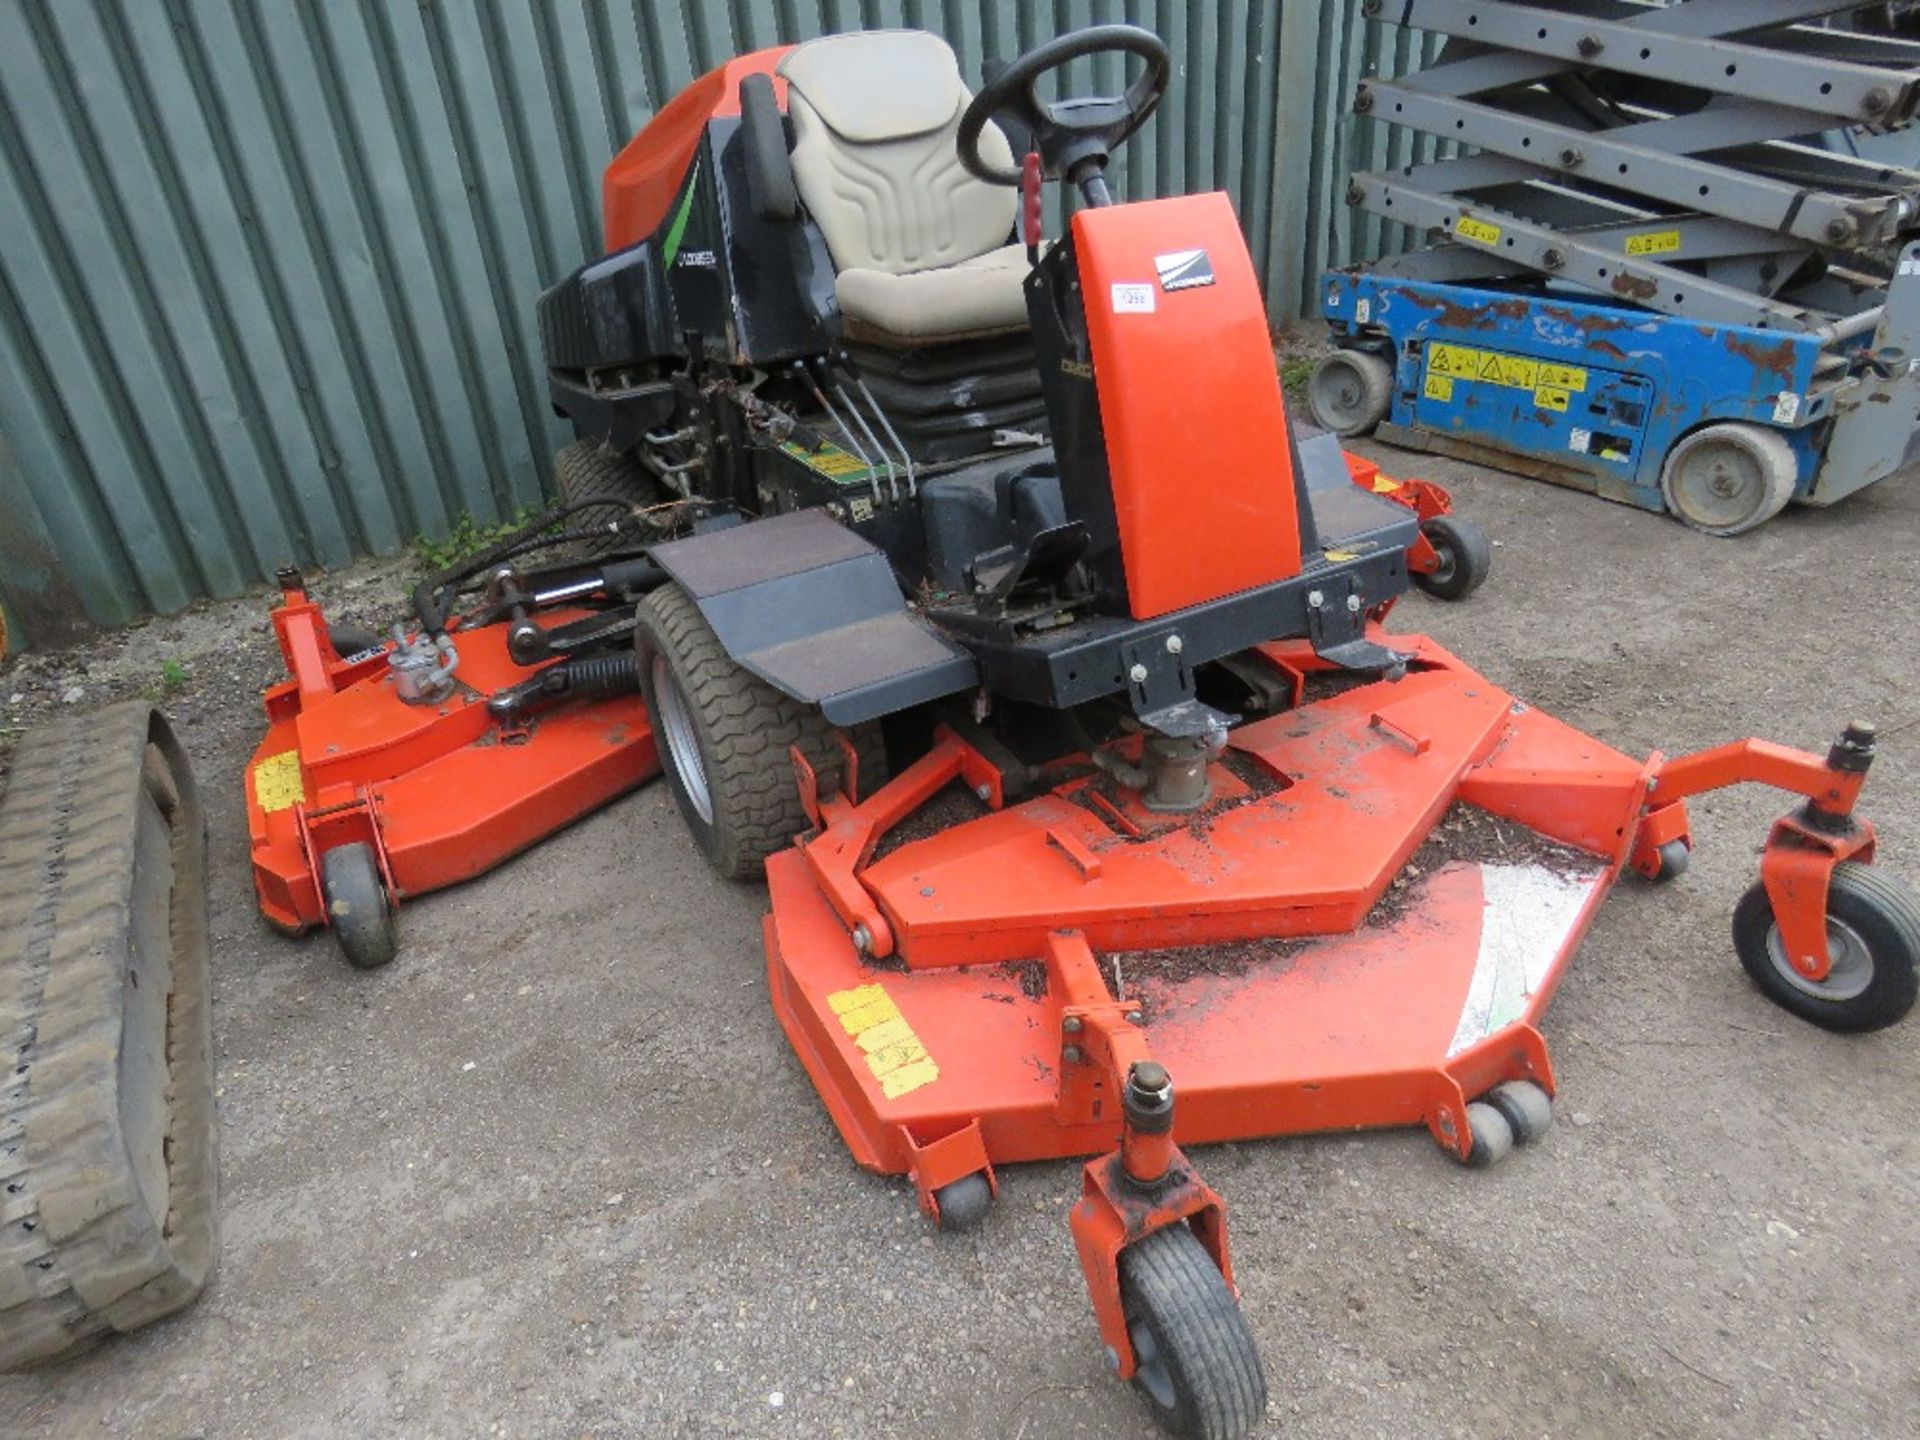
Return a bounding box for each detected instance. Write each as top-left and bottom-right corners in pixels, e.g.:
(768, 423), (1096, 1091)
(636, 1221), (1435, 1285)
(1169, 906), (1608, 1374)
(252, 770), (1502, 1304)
(651, 652), (713, 824)
(1310, 358), (1372, 429)
(1668, 437), (1770, 531)
(1766, 915), (1874, 1002)
(1426, 540), (1457, 587)
(1129, 1319), (1178, 1414)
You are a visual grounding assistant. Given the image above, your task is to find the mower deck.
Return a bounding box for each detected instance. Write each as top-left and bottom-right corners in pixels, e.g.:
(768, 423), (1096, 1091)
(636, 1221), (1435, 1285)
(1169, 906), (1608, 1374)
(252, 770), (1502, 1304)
(766, 633), (1634, 1182)
(248, 587), (659, 938)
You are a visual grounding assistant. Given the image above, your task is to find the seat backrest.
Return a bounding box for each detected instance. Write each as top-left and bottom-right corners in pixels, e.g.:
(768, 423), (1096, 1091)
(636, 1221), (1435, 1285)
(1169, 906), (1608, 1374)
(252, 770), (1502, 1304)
(777, 31), (1016, 276)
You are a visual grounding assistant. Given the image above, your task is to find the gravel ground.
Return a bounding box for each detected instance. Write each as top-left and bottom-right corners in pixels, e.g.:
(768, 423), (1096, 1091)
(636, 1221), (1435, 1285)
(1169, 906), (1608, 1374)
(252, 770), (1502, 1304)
(3, 442), (1918, 1440)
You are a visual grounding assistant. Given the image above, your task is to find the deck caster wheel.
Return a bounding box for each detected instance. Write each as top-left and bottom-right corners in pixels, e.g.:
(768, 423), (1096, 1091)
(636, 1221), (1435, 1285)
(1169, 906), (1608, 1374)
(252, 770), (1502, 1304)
(932, 1173), (993, 1233)
(1463, 1100), (1514, 1167)
(1306, 349), (1392, 437)
(1119, 1225), (1267, 1440)
(322, 842), (397, 970)
(1484, 1080), (1553, 1145)
(1646, 839), (1691, 883)
(1732, 861), (1920, 1033)
(1412, 514), (1492, 601)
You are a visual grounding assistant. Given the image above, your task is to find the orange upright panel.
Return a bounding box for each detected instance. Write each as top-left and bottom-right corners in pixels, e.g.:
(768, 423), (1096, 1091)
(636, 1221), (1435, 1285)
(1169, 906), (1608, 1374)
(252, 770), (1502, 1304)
(1072, 193), (1303, 619)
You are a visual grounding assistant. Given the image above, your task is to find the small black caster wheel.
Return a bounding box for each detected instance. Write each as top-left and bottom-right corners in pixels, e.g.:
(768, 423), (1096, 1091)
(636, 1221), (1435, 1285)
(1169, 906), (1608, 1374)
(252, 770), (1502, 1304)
(932, 1172), (992, 1233)
(1463, 1100), (1514, 1167)
(1645, 838), (1691, 883)
(1119, 1225), (1267, 1440)
(1412, 514), (1492, 601)
(1732, 862), (1920, 1033)
(322, 842), (397, 970)
(1484, 1080), (1553, 1145)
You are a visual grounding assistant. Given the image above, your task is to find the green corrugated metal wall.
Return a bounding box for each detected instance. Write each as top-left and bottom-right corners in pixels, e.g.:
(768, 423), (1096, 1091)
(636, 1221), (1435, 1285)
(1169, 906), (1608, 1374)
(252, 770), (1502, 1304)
(0, 0), (1432, 648)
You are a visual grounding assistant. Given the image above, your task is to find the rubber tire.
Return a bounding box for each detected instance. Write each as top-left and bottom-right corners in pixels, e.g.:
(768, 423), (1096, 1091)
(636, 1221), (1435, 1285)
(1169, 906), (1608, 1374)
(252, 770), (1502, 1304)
(635, 583), (886, 881)
(1659, 422), (1796, 537)
(1412, 514), (1492, 601)
(0, 704), (217, 1369)
(1306, 349), (1393, 437)
(1118, 1224), (1268, 1440)
(1485, 1080), (1553, 1145)
(321, 843), (397, 971)
(553, 440), (662, 557)
(1464, 1100), (1514, 1167)
(1647, 839), (1691, 884)
(327, 621), (384, 659)
(1732, 862), (1920, 1033)
(932, 1173), (992, 1233)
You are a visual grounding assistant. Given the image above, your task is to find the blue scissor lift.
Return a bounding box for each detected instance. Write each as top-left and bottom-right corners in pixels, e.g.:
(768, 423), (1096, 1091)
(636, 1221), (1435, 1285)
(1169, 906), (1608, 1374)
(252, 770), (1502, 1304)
(1309, 1), (1920, 536)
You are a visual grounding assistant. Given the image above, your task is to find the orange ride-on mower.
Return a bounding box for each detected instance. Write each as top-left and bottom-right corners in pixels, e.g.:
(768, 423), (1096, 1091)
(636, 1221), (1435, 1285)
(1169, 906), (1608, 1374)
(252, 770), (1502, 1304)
(254, 24), (1919, 1437)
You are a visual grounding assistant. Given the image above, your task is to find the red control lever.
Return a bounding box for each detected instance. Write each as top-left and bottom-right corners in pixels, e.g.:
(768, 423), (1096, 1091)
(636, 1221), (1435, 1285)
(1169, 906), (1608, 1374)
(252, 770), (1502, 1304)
(1021, 150), (1044, 253)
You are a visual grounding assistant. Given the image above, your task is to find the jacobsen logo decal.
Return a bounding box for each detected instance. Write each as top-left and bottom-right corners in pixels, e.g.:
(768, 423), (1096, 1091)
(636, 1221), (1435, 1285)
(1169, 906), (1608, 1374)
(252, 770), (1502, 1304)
(1154, 248), (1215, 291)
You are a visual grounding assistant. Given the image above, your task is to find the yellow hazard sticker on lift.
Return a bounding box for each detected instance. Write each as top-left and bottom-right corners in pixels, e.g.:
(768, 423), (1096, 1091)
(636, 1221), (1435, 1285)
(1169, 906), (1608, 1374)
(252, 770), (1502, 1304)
(828, 983), (939, 1099)
(1625, 229), (1682, 257)
(1456, 215), (1502, 247)
(1532, 386), (1571, 412)
(1426, 343), (1588, 396)
(780, 438), (873, 482)
(1423, 374), (1454, 402)
(252, 750), (305, 814)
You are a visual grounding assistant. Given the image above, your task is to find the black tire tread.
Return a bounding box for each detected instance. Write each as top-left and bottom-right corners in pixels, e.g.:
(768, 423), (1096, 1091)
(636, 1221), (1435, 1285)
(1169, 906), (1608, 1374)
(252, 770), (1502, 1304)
(1734, 861), (1920, 1033)
(1414, 514), (1492, 602)
(0, 703), (216, 1369)
(553, 440), (662, 558)
(1120, 1224), (1267, 1440)
(638, 584), (885, 879)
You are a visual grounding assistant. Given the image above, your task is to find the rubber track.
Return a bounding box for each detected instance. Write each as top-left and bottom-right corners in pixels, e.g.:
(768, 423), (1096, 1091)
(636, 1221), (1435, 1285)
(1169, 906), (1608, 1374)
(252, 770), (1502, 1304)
(0, 704), (216, 1368)
(1120, 1225), (1268, 1440)
(640, 584), (885, 879)
(553, 440), (661, 557)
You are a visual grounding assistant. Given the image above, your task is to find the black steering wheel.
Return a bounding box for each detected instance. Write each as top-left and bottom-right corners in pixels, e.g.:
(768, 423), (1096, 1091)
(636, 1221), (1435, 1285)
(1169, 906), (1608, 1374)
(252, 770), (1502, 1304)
(956, 25), (1172, 207)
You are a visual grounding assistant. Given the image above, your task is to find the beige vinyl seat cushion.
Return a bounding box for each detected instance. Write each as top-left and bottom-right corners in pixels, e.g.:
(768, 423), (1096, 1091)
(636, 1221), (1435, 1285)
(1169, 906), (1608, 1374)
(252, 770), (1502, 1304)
(776, 31), (1027, 341)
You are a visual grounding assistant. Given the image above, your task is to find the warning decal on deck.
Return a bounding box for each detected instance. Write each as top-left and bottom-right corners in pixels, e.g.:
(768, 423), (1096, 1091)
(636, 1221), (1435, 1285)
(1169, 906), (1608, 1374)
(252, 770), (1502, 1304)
(1426, 343), (1588, 396)
(1447, 863), (1602, 1058)
(251, 750), (305, 814)
(828, 983), (939, 1099)
(1624, 229), (1681, 257)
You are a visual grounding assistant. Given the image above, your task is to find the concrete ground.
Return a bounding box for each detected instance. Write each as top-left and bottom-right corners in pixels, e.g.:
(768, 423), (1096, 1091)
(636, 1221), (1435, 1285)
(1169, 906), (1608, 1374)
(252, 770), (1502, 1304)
(3, 442), (1918, 1440)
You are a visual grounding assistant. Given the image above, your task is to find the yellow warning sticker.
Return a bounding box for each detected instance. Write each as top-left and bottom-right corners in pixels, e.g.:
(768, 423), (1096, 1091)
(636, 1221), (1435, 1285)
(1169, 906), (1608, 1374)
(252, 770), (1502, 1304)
(1456, 215), (1503, 247)
(1625, 229), (1682, 257)
(828, 983), (939, 1099)
(1423, 373), (1454, 402)
(1532, 386), (1571, 412)
(251, 750), (305, 814)
(1426, 343), (1588, 396)
(780, 439), (873, 481)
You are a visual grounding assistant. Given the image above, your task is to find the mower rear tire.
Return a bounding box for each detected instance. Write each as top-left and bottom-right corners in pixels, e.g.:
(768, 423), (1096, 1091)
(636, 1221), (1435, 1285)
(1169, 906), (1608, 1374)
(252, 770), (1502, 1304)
(321, 843), (397, 971)
(0, 704), (217, 1369)
(932, 1173), (992, 1233)
(1659, 422), (1796, 537)
(1306, 349), (1392, 437)
(1413, 515), (1491, 601)
(1733, 862), (1920, 1033)
(553, 440), (661, 557)
(1118, 1223), (1267, 1440)
(635, 583), (885, 881)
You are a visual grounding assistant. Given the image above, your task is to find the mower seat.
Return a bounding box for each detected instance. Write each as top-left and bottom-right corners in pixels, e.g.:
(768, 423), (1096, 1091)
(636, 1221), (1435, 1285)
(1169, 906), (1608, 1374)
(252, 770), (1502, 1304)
(777, 32), (1027, 343)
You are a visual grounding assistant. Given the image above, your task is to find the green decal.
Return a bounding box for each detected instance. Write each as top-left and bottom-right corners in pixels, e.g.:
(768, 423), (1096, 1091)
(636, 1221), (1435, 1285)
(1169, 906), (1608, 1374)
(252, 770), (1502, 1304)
(662, 161), (700, 267)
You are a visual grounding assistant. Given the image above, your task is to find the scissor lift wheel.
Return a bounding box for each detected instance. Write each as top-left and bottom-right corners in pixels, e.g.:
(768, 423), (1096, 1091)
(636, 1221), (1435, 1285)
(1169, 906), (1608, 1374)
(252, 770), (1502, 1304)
(1733, 862), (1920, 1033)
(1119, 1225), (1268, 1440)
(1306, 349), (1393, 437)
(1659, 423), (1797, 537)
